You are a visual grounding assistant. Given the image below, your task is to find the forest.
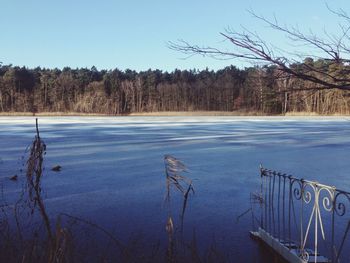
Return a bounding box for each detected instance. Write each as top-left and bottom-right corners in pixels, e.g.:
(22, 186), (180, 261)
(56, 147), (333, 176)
(0, 59), (349, 115)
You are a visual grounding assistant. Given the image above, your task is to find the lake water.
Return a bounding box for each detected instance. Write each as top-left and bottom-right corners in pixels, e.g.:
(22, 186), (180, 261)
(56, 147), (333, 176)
(1, 116), (350, 262)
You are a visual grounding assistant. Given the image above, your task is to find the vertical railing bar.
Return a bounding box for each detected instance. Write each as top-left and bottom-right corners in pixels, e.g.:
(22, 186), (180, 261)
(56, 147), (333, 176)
(265, 174), (268, 230)
(331, 193), (335, 263)
(315, 185), (319, 263)
(331, 190), (340, 262)
(269, 175), (272, 234)
(278, 174), (281, 241)
(283, 176), (286, 243)
(300, 179), (304, 259)
(288, 176), (292, 249)
(260, 169), (264, 230)
(291, 188), (299, 239)
(272, 173), (276, 237)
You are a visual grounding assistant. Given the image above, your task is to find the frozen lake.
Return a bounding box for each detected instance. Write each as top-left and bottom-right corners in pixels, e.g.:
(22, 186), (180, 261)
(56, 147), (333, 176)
(1, 116), (350, 262)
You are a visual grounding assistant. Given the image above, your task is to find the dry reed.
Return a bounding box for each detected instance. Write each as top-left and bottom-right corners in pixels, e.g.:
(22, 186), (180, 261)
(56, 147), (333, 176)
(164, 154), (195, 262)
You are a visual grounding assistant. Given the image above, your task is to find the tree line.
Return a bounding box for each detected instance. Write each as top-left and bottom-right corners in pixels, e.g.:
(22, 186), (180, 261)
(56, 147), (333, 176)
(0, 61), (349, 115)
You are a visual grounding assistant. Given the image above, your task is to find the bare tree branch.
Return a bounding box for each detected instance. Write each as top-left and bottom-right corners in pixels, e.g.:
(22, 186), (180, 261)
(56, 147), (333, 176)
(170, 6), (350, 91)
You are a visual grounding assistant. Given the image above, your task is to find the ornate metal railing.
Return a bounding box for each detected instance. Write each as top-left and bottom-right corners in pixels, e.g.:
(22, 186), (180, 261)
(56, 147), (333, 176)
(259, 166), (350, 263)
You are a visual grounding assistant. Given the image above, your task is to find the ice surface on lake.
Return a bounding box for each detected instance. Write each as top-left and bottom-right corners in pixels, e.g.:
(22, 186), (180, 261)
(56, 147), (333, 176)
(1, 116), (350, 262)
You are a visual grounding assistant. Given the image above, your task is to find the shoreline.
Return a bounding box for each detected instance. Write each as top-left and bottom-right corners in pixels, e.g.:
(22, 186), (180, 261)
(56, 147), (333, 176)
(0, 111), (349, 117)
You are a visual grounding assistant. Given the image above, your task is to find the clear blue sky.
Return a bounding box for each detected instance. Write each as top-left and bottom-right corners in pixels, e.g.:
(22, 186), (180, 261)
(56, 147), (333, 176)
(1, 0), (349, 71)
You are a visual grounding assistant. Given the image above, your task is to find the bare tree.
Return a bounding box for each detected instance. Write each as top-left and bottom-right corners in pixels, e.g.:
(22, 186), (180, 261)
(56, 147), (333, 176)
(169, 6), (350, 92)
